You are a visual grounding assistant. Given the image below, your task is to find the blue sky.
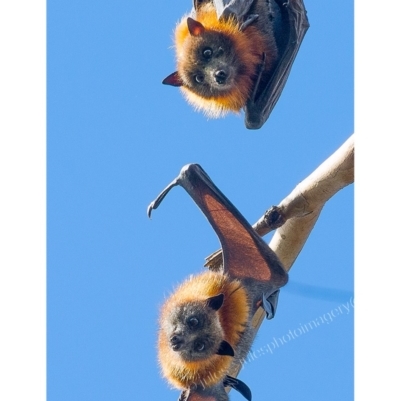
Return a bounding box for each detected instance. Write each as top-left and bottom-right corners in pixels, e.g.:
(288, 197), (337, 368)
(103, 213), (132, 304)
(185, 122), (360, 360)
(2, 1), (400, 401)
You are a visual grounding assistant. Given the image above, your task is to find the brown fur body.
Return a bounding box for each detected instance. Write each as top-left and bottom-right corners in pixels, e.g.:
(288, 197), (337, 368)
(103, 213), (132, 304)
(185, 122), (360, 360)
(158, 271), (250, 390)
(172, 1), (279, 117)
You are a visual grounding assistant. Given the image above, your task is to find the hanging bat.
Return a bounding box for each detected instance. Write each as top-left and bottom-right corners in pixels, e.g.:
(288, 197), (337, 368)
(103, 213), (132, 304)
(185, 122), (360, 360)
(148, 164), (288, 400)
(162, 0), (309, 129)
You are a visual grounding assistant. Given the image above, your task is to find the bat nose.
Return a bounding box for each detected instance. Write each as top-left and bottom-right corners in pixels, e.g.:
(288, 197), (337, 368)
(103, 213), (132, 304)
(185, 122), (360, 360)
(214, 69), (228, 84)
(170, 334), (184, 351)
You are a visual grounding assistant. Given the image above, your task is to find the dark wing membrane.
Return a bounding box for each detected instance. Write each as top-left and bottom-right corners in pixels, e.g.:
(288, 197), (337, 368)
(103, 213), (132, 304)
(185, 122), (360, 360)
(244, 0), (309, 129)
(148, 164), (285, 284)
(193, 0), (255, 20)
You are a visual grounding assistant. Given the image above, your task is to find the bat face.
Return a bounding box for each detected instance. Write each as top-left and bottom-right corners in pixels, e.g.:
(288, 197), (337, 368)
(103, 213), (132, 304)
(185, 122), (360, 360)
(174, 19), (264, 118)
(162, 299), (225, 361)
(163, 3), (272, 118)
(178, 29), (242, 98)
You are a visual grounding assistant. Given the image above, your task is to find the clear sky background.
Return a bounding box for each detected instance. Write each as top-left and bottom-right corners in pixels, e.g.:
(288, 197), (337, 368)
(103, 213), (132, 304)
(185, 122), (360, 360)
(2, 1), (400, 401)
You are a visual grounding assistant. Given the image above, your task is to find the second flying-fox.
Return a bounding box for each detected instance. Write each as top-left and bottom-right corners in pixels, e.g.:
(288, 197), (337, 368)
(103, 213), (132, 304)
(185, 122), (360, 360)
(163, 0), (309, 129)
(148, 164), (288, 401)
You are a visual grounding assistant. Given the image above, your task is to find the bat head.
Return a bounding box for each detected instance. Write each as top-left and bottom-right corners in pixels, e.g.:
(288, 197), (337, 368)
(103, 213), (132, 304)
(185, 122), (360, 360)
(166, 18), (243, 98)
(163, 12), (267, 118)
(162, 293), (234, 361)
(181, 18), (240, 93)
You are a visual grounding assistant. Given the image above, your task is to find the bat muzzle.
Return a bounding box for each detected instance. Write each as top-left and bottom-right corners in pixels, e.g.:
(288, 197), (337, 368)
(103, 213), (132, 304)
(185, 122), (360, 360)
(214, 69), (228, 85)
(170, 334), (184, 351)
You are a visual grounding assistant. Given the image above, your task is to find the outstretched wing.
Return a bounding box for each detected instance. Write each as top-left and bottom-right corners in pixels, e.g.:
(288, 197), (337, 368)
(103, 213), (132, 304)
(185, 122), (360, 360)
(147, 164), (287, 286)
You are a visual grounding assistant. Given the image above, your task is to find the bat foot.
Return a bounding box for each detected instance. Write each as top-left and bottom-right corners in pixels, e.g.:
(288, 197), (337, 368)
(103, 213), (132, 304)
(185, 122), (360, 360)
(263, 205), (285, 229)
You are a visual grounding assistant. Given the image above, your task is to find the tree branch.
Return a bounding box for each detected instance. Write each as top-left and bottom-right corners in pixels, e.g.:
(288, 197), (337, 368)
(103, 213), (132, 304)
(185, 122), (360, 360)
(205, 134), (354, 273)
(267, 133), (354, 271)
(207, 134), (354, 381)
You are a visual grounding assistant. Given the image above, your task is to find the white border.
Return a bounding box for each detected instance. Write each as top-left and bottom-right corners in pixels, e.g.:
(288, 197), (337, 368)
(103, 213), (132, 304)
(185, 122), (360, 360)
(355, 0), (400, 399)
(0, 2), (46, 400)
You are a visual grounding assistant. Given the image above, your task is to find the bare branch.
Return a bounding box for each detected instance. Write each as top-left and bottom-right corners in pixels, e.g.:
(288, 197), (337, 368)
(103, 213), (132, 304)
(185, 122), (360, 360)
(205, 134), (354, 273)
(268, 133), (354, 271)
(213, 134), (354, 382)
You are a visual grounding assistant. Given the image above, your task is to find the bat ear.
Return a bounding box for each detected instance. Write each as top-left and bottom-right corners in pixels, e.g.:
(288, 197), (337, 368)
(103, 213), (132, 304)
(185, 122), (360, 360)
(206, 293), (224, 311)
(216, 340), (234, 356)
(162, 72), (183, 87)
(187, 17), (205, 36)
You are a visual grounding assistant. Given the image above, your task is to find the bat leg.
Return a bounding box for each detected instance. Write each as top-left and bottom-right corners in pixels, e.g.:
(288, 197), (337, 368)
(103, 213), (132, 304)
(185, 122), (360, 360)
(223, 376), (252, 401)
(262, 290), (281, 320)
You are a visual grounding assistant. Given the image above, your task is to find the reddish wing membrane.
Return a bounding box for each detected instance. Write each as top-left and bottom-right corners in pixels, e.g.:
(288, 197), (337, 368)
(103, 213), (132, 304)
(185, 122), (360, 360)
(148, 163), (286, 287)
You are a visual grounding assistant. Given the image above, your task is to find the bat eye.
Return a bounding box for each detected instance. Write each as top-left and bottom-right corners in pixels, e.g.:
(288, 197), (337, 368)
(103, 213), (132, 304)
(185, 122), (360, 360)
(202, 47), (213, 59)
(195, 74), (204, 83)
(188, 317), (199, 328)
(194, 341), (205, 352)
